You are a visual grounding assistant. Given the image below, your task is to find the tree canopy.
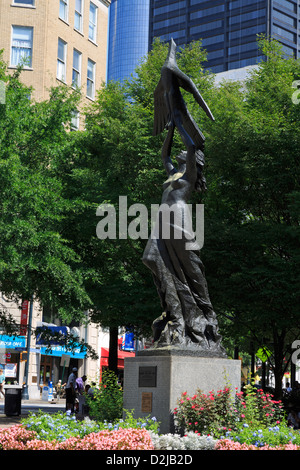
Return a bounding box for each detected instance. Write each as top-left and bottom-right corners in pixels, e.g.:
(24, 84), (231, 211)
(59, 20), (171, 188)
(201, 38), (300, 395)
(0, 60), (91, 324)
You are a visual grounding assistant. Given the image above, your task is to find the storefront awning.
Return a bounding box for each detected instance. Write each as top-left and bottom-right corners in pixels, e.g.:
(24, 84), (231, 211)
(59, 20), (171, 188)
(100, 347), (135, 369)
(40, 344), (86, 359)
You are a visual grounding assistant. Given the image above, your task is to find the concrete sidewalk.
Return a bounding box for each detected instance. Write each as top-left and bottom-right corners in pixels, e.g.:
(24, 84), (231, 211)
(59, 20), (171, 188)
(0, 398), (66, 429)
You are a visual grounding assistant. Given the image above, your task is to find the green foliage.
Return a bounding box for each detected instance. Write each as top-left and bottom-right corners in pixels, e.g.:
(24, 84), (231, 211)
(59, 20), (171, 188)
(22, 411), (100, 442)
(238, 383), (285, 427)
(117, 410), (160, 433)
(0, 56), (92, 325)
(85, 370), (123, 422)
(21, 409), (159, 443)
(174, 387), (239, 436)
(201, 38), (300, 394)
(222, 422), (300, 449)
(174, 383), (285, 438)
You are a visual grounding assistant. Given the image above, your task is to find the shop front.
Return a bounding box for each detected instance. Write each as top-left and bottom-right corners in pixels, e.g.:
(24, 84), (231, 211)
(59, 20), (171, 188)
(36, 324), (87, 394)
(0, 334), (26, 385)
(39, 344), (87, 391)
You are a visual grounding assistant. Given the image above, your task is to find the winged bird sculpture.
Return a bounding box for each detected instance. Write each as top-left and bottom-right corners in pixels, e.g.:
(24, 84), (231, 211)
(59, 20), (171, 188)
(153, 38), (214, 151)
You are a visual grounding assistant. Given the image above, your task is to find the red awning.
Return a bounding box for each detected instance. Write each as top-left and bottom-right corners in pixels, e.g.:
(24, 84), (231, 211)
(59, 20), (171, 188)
(100, 347), (135, 369)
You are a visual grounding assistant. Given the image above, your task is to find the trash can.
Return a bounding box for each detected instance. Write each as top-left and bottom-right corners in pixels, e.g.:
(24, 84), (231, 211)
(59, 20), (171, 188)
(4, 386), (22, 416)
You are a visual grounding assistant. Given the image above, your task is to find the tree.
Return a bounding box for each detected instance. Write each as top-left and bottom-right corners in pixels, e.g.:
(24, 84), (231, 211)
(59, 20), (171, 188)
(0, 58), (93, 330)
(201, 38), (300, 397)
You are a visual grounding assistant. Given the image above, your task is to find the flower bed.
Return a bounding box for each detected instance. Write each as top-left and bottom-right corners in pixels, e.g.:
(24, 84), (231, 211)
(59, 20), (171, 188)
(0, 424), (154, 450)
(174, 384), (285, 436)
(215, 439), (300, 451)
(173, 382), (300, 450)
(1, 420), (300, 450)
(1, 382), (300, 450)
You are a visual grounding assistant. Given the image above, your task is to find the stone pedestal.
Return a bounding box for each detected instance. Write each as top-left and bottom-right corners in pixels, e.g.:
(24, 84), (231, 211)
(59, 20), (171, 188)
(123, 349), (241, 434)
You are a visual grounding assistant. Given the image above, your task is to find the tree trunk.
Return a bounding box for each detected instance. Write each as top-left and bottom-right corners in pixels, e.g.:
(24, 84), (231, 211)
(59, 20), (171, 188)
(108, 326), (118, 375)
(272, 330), (286, 400)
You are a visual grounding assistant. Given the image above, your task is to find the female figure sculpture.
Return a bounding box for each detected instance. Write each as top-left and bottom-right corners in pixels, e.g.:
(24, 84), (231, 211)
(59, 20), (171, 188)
(142, 40), (225, 355)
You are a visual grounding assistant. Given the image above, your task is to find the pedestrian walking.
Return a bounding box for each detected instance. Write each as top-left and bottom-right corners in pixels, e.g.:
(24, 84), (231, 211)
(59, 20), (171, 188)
(65, 367), (77, 413)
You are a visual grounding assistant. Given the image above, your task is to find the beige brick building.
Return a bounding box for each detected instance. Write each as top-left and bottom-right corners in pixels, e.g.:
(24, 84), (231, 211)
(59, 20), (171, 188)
(0, 0), (110, 127)
(0, 294), (101, 400)
(0, 0), (111, 399)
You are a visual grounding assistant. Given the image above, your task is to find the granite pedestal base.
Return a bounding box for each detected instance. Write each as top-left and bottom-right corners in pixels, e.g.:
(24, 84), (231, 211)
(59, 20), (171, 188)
(123, 349), (241, 434)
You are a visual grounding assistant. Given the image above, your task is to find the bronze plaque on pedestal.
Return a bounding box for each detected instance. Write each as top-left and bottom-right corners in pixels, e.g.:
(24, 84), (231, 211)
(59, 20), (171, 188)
(141, 392), (152, 412)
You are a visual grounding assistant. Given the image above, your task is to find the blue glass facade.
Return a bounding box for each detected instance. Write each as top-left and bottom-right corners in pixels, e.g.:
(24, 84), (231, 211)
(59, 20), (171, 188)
(149, 0), (300, 72)
(107, 0), (150, 82)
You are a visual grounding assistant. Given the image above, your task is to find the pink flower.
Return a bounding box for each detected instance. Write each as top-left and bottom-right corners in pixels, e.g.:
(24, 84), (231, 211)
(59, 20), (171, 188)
(0, 426), (154, 451)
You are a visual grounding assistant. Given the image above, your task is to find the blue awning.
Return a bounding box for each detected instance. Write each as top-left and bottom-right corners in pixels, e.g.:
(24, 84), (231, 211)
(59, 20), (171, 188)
(40, 344), (86, 359)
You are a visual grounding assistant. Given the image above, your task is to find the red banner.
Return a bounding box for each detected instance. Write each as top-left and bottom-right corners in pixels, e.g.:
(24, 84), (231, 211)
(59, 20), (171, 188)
(20, 300), (29, 336)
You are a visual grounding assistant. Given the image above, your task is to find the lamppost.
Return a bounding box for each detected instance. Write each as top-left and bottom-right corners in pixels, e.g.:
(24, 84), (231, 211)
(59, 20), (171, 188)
(22, 296), (33, 400)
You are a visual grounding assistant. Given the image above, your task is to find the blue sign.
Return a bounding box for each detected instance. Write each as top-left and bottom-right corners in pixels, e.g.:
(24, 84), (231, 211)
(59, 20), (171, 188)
(40, 344), (86, 359)
(122, 332), (135, 351)
(0, 335), (26, 349)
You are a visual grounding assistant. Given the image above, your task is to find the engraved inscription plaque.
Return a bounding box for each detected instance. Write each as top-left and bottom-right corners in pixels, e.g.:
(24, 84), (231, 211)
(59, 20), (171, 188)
(141, 392), (152, 412)
(139, 366), (157, 387)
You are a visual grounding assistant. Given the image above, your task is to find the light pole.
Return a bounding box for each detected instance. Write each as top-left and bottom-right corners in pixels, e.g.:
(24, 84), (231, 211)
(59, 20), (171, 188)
(22, 296), (33, 400)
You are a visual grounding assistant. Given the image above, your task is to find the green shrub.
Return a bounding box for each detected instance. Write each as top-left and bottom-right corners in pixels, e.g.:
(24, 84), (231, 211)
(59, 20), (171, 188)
(237, 383), (285, 427)
(174, 383), (285, 438)
(85, 369), (123, 422)
(174, 386), (237, 436)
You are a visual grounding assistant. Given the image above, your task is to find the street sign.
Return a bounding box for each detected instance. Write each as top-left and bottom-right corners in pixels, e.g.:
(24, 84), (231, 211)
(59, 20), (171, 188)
(60, 354), (71, 367)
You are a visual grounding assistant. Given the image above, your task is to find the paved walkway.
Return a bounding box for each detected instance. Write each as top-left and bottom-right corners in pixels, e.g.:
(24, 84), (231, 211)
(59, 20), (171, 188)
(0, 398), (65, 429)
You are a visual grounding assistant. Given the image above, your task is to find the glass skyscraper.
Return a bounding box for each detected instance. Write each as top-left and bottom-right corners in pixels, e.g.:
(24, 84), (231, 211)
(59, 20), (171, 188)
(149, 0), (300, 72)
(107, 0), (150, 82)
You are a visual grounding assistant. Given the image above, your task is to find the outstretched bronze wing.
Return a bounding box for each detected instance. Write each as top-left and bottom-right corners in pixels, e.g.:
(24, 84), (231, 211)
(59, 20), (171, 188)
(153, 39), (214, 149)
(153, 77), (168, 137)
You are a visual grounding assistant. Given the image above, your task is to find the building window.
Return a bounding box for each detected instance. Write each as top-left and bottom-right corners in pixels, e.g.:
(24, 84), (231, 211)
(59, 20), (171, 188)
(74, 0), (83, 32)
(228, 42), (258, 56)
(71, 110), (80, 131)
(89, 2), (98, 42)
(11, 26), (33, 68)
(190, 4), (225, 21)
(228, 9), (267, 26)
(273, 9), (296, 28)
(13, 0), (35, 5)
(87, 58), (95, 99)
(57, 38), (67, 82)
(59, 0), (68, 22)
(201, 34), (225, 47)
(72, 49), (82, 88)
